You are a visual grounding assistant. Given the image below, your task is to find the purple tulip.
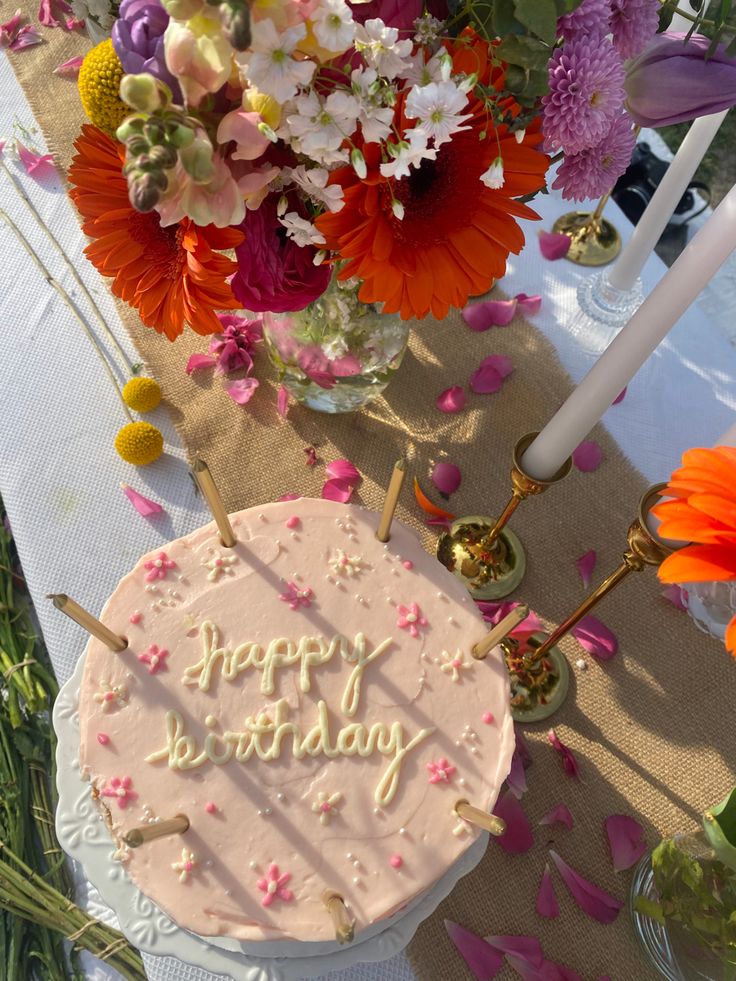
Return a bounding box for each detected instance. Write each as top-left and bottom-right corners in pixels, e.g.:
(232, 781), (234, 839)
(625, 31), (736, 126)
(112, 0), (182, 102)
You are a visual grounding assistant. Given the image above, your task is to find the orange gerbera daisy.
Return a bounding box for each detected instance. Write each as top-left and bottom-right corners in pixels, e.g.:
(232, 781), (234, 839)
(653, 445), (736, 656)
(68, 124), (243, 341)
(315, 31), (549, 321)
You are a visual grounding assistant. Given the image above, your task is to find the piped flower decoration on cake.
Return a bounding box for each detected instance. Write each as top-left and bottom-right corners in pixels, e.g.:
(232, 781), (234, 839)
(137, 644), (169, 675)
(101, 775), (138, 809)
(439, 650), (472, 682)
(204, 551), (238, 582)
(93, 680), (129, 713)
(427, 758), (456, 784)
(397, 603), (428, 638)
(172, 848), (197, 883)
(328, 549), (365, 578)
(311, 790), (342, 825)
(143, 551), (176, 582)
(279, 581), (313, 610)
(257, 864), (294, 908)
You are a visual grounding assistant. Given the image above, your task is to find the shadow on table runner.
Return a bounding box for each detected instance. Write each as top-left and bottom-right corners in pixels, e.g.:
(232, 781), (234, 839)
(8, 21), (734, 981)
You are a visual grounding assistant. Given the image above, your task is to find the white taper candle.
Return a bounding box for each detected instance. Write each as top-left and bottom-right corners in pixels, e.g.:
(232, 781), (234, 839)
(608, 111), (727, 291)
(521, 184), (736, 480)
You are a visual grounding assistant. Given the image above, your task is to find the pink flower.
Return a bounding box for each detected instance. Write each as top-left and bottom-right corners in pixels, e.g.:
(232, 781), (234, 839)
(557, 0), (612, 42)
(279, 581), (313, 610)
(209, 314), (263, 374)
(143, 551), (176, 582)
(257, 863), (294, 908)
(217, 108), (270, 161)
(610, 0), (659, 59)
(396, 602), (428, 638)
(427, 757), (455, 784)
(101, 776), (138, 809)
(552, 112), (636, 202)
(156, 155), (244, 228)
(163, 13), (231, 106)
(138, 644), (169, 674)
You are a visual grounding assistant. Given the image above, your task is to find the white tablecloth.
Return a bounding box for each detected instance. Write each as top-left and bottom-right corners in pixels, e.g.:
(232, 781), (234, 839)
(1, 49), (735, 981)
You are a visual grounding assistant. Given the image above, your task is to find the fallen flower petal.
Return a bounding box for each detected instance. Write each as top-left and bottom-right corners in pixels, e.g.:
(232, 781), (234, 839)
(572, 440), (603, 472)
(604, 814), (647, 872)
(304, 446), (317, 467)
(575, 550), (596, 588)
(484, 936), (543, 966)
(432, 462), (461, 497)
(414, 478), (455, 520)
(425, 515), (453, 528)
(506, 727), (530, 799)
(539, 804), (574, 830)
(549, 850), (623, 924)
(612, 386), (627, 405)
(322, 478), (353, 503)
(53, 54), (83, 77)
(38, 0), (73, 28)
(9, 24), (43, 49)
(539, 230), (571, 260)
(0, 9), (23, 45)
(469, 363), (504, 394)
(571, 615), (618, 660)
(226, 377), (259, 405)
(121, 483), (163, 517)
(479, 354), (514, 378)
(277, 493), (301, 502)
(436, 385), (466, 413)
(492, 789), (534, 853)
(276, 385), (289, 418)
(444, 920), (504, 980)
(547, 729), (580, 778)
(185, 353), (216, 375)
(662, 583), (687, 611)
(536, 865), (560, 919)
(462, 298), (518, 331)
(16, 142), (55, 178)
(515, 293), (542, 316)
(66, 15), (84, 28)
(325, 459), (361, 486)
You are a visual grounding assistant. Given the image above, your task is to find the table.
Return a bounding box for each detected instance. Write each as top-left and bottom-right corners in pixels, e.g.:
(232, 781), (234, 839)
(1, 46), (735, 981)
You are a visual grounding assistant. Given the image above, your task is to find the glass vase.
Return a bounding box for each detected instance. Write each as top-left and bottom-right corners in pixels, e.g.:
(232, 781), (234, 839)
(684, 581), (736, 644)
(262, 275), (410, 414)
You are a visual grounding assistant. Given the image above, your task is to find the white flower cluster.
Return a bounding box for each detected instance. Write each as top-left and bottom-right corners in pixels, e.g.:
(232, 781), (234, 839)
(71, 0), (117, 32)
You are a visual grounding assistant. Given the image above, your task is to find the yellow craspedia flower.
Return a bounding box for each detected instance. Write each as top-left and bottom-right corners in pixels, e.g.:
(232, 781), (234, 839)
(122, 376), (162, 413)
(115, 422), (164, 466)
(78, 39), (129, 137)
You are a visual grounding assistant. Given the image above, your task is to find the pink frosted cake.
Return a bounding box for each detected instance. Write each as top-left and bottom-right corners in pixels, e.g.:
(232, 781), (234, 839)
(78, 499), (513, 944)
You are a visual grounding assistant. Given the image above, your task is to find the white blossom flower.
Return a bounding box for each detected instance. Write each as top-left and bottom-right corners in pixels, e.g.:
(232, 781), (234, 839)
(353, 18), (412, 80)
(278, 212), (327, 248)
(404, 79), (473, 147)
(311, 0), (355, 54)
(240, 19), (316, 103)
(379, 128), (437, 180)
(286, 90), (360, 165)
(399, 50), (448, 88)
(350, 66), (396, 143)
(413, 12), (444, 46)
(288, 165), (345, 212)
(480, 156), (505, 189)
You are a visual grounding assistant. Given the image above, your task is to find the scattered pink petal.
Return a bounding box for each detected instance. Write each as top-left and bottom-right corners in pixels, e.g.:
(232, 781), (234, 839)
(9, 24), (43, 49)
(516, 293), (542, 316)
(604, 814), (647, 872)
(0, 141), (5, 155)
(539, 230), (571, 260)
(506, 726), (532, 799)
(571, 615), (618, 660)
(0, 9), (23, 44)
(53, 54), (83, 77)
(476, 600), (541, 635)
(276, 384), (289, 418)
(481, 354), (514, 378)
(492, 789), (534, 854)
(304, 445), (317, 467)
(549, 850), (623, 924)
(277, 493), (301, 502)
(425, 516), (453, 527)
(536, 865), (560, 918)
(539, 804), (574, 830)
(444, 920), (504, 980)
(121, 483), (163, 518)
(66, 15), (84, 28)
(484, 936), (543, 966)
(462, 297), (517, 331)
(185, 353), (216, 375)
(470, 354), (514, 394)
(507, 957), (582, 981)
(612, 386), (627, 405)
(547, 729), (580, 778)
(431, 461), (461, 497)
(662, 583), (687, 611)
(325, 459), (361, 486)
(226, 377), (259, 405)
(322, 478), (353, 503)
(575, 549), (596, 588)
(38, 0), (73, 28)
(572, 440), (603, 473)
(436, 385), (466, 413)
(16, 142), (55, 179)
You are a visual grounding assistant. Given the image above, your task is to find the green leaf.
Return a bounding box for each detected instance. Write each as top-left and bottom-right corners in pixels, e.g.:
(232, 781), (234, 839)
(704, 787), (736, 872)
(634, 896), (666, 922)
(497, 34), (551, 69)
(513, 0), (559, 40)
(488, 0), (525, 35)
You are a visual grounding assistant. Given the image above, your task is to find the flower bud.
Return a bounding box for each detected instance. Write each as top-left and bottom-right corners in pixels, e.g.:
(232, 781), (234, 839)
(165, 121), (196, 148)
(225, 4), (251, 51)
(115, 114), (146, 143)
(179, 134), (216, 183)
(351, 147), (367, 179)
(276, 194), (288, 217)
(148, 144), (178, 169)
(120, 74), (163, 114)
(129, 173), (162, 212)
(257, 121), (278, 143)
(160, 0), (205, 17)
(143, 118), (166, 144)
(391, 199), (404, 220)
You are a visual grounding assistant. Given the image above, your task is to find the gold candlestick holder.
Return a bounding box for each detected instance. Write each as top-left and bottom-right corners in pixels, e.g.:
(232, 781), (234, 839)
(502, 483), (677, 723)
(553, 191), (621, 267)
(437, 433), (571, 600)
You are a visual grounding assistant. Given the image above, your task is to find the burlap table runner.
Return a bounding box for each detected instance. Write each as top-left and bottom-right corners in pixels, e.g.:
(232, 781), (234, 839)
(7, 19), (735, 980)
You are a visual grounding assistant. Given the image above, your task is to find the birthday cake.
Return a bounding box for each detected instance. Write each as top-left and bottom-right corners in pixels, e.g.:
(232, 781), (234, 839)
(77, 499), (513, 944)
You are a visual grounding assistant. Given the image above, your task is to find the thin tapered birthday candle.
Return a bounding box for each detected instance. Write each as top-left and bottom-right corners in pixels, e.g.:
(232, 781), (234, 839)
(48, 594), (127, 652)
(454, 800), (506, 836)
(376, 459), (406, 543)
(322, 890), (355, 944)
(472, 605), (529, 660)
(191, 459), (237, 547)
(123, 814), (190, 848)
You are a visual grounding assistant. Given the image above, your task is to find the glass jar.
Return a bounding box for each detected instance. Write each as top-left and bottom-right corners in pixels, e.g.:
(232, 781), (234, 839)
(262, 274), (410, 413)
(684, 581), (736, 643)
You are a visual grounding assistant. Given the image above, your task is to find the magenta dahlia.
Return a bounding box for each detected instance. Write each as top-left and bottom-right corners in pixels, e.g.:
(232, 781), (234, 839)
(552, 112), (636, 201)
(610, 0), (660, 58)
(557, 0), (612, 43)
(542, 37), (626, 154)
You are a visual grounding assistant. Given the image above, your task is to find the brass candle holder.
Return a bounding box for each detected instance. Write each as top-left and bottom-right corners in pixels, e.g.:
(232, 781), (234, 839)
(553, 191), (621, 267)
(502, 483), (677, 723)
(437, 433), (572, 600)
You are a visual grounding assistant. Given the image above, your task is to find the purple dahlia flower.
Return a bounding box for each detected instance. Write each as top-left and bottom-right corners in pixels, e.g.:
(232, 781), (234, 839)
(557, 0), (612, 43)
(552, 112), (636, 201)
(542, 36), (626, 154)
(112, 0), (182, 102)
(610, 0), (660, 59)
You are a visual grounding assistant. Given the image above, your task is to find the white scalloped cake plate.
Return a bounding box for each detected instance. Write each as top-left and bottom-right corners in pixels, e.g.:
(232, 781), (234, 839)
(54, 652), (489, 980)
